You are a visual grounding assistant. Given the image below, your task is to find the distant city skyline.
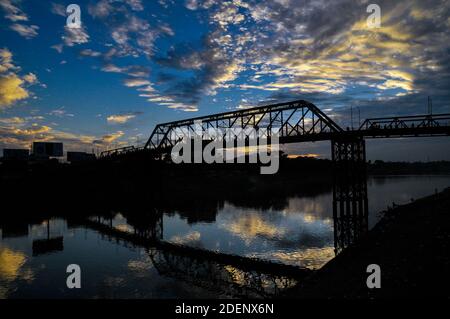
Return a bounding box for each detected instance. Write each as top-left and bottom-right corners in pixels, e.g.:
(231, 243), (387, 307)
(1, 0), (449, 160)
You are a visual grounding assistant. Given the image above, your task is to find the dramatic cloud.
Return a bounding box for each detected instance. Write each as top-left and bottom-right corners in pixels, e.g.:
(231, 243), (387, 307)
(88, 0), (113, 18)
(0, 0), (28, 22)
(0, 75), (29, 107)
(94, 131), (125, 145)
(107, 114), (136, 124)
(0, 116), (25, 125)
(125, 0), (144, 11)
(13, 124), (52, 136)
(10, 23), (39, 38)
(123, 78), (151, 87)
(161, 0), (450, 116)
(0, 117), (126, 152)
(62, 26), (90, 46)
(0, 49), (37, 109)
(1, 0), (39, 38)
(49, 4), (90, 51)
(185, 0), (215, 11)
(23, 72), (37, 84)
(49, 107), (75, 117)
(79, 49), (102, 57)
(154, 30), (244, 108)
(101, 64), (150, 78)
(137, 84), (199, 112)
(81, 0), (185, 110)
(50, 2), (66, 16)
(87, 4), (160, 58)
(50, 44), (63, 53)
(211, 1), (246, 28)
(0, 48), (16, 73)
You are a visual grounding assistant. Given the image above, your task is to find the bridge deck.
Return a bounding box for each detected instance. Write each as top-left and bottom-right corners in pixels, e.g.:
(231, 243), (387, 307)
(100, 125), (450, 159)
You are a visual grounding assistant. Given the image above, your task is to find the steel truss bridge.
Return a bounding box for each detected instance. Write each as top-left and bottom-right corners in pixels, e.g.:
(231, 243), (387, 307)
(99, 100), (449, 256)
(100, 99), (450, 158)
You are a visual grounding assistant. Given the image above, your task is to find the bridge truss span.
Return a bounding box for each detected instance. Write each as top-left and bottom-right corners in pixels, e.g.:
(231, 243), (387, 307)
(358, 113), (450, 138)
(144, 100), (343, 150)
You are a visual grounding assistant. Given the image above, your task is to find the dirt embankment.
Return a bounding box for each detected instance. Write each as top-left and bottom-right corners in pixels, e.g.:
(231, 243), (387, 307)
(289, 187), (450, 298)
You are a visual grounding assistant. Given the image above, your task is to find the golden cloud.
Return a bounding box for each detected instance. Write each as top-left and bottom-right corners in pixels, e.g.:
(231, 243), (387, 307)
(0, 118), (121, 152)
(0, 116), (25, 124)
(0, 74), (29, 107)
(243, 3), (426, 97)
(13, 124), (52, 135)
(23, 72), (37, 84)
(0, 48), (15, 73)
(107, 114), (136, 124)
(0, 48), (38, 108)
(101, 130), (125, 143)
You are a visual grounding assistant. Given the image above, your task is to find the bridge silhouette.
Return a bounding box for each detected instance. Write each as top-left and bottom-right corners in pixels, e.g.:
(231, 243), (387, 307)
(98, 99), (450, 262)
(99, 99), (450, 159)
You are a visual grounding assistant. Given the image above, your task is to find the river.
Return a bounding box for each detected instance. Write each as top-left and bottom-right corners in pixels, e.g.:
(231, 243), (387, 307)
(1, 175), (449, 298)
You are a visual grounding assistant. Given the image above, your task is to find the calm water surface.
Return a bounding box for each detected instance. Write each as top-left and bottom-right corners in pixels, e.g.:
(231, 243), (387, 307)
(1, 175), (449, 298)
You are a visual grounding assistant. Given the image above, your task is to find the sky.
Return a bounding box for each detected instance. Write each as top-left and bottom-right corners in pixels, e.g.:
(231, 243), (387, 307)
(0, 0), (449, 160)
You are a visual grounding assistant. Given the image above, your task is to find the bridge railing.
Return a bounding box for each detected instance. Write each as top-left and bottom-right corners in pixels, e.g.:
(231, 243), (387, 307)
(99, 145), (144, 158)
(359, 113), (450, 131)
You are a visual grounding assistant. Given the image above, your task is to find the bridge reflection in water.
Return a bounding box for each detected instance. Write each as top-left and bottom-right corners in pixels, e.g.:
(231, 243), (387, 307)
(68, 172), (368, 297)
(69, 213), (309, 298)
(332, 137), (369, 254)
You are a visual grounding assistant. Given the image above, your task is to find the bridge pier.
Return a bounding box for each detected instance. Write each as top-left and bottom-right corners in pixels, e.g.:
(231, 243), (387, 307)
(331, 137), (369, 253)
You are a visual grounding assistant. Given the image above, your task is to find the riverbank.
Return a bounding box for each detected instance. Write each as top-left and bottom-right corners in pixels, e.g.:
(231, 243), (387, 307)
(288, 187), (450, 298)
